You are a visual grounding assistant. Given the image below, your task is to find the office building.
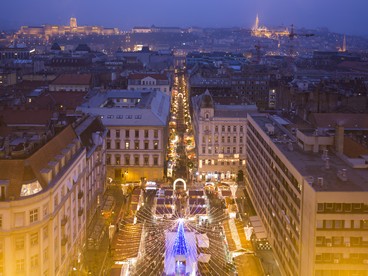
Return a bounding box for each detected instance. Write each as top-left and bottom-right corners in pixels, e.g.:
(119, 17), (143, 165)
(245, 114), (368, 276)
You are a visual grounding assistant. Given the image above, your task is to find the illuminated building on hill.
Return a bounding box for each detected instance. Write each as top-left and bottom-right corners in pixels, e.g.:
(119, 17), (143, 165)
(16, 17), (120, 38)
(251, 14), (289, 39)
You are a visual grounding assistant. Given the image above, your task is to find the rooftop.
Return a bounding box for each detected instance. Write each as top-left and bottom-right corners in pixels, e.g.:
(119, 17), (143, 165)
(51, 73), (92, 86)
(250, 115), (368, 192)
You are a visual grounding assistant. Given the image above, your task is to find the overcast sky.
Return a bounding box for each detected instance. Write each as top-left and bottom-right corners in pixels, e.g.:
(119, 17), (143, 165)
(1, 0), (367, 36)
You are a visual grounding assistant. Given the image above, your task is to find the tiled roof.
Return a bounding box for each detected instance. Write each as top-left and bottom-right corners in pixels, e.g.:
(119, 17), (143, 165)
(51, 74), (92, 86)
(0, 109), (53, 126)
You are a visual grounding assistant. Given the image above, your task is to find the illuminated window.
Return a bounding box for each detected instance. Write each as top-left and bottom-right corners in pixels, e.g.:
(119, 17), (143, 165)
(20, 181), (43, 197)
(153, 141), (159, 150)
(30, 209), (38, 223)
(125, 141), (130, 149)
(115, 155), (121, 165)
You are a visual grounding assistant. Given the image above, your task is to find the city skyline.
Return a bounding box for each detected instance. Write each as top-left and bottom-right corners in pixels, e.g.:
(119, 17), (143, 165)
(1, 0), (368, 36)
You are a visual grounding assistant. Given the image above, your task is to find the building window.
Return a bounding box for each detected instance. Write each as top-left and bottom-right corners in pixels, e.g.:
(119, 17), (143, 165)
(227, 126), (231, 132)
(125, 156), (130, 165)
(54, 195), (58, 209)
(233, 136), (236, 143)
(233, 126), (237, 132)
(227, 147), (230, 153)
(208, 147), (212, 154)
(144, 141), (149, 150)
(215, 126), (218, 132)
(233, 147), (236, 153)
(116, 130), (120, 138)
(144, 156), (149, 165)
(31, 254), (39, 269)
(30, 209), (38, 223)
(153, 141), (159, 150)
(125, 141), (130, 149)
(134, 156), (139, 165)
(115, 141), (120, 149)
(134, 141), (139, 150)
(106, 154), (111, 165)
(30, 233), (38, 246)
(239, 147), (243, 154)
(106, 140), (111, 149)
(43, 247), (48, 261)
(240, 126), (243, 132)
(240, 136), (243, 143)
(221, 136), (225, 143)
(202, 147), (206, 154)
(135, 130), (139, 138)
(154, 130), (158, 138)
(43, 226), (48, 240)
(227, 136), (230, 143)
(15, 237), (24, 250)
(16, 259), (25, 273)
(153, 157), (158, 166)
(222, 126), (225, 132)
(115, 155), (120, 165)
(202, 136), (206, 143)
(125, 130), (130, 138)
(144, 130), (149, 138)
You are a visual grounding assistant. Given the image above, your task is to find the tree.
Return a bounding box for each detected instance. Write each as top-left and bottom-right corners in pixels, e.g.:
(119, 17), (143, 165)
(237, 170), (244, 182)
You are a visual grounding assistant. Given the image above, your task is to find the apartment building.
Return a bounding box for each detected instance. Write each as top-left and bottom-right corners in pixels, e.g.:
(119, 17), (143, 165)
(77, 89), (171, 183)
(127, 73), (170, 95)
(245, 114), (368, 276)
(191, 90), (257, 182)
(0, 109), (106, 276)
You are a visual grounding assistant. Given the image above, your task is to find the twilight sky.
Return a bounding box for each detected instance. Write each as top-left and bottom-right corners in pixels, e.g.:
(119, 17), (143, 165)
(1, 0), (367, 36)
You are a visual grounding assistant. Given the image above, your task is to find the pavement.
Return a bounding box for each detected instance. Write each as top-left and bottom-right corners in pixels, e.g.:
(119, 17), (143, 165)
(82, 185), (128, 275)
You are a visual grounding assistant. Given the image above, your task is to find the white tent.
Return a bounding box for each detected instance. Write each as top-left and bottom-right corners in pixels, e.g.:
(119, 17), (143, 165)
(197, 253), (211, 263)
(196, 233), (210, 248)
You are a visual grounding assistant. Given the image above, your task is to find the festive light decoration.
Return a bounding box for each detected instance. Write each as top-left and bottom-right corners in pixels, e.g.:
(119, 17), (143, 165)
(173, 220), (188, 256)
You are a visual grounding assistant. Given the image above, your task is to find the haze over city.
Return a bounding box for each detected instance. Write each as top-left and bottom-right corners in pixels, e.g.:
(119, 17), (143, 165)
(1, 0), (368, 35)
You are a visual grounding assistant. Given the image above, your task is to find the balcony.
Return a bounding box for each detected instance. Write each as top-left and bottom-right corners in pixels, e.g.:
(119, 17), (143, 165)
(78, 191), (84, 199)
(61, 216), (68, 226)
(61, 236), (68, 246)
(78, 208), (84, 217)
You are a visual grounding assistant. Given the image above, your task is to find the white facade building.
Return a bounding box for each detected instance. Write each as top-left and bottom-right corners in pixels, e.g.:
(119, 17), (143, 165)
(191, 90), (257, 182)
(77, 89), (171, 183)
(128, 73), (170, 96)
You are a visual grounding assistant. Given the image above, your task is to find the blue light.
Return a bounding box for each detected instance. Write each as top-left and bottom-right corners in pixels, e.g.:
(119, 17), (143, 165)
(173, 220), (188, 256)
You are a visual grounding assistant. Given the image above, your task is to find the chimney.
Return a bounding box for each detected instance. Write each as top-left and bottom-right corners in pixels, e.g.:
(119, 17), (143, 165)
(335, 124), (344, 154)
